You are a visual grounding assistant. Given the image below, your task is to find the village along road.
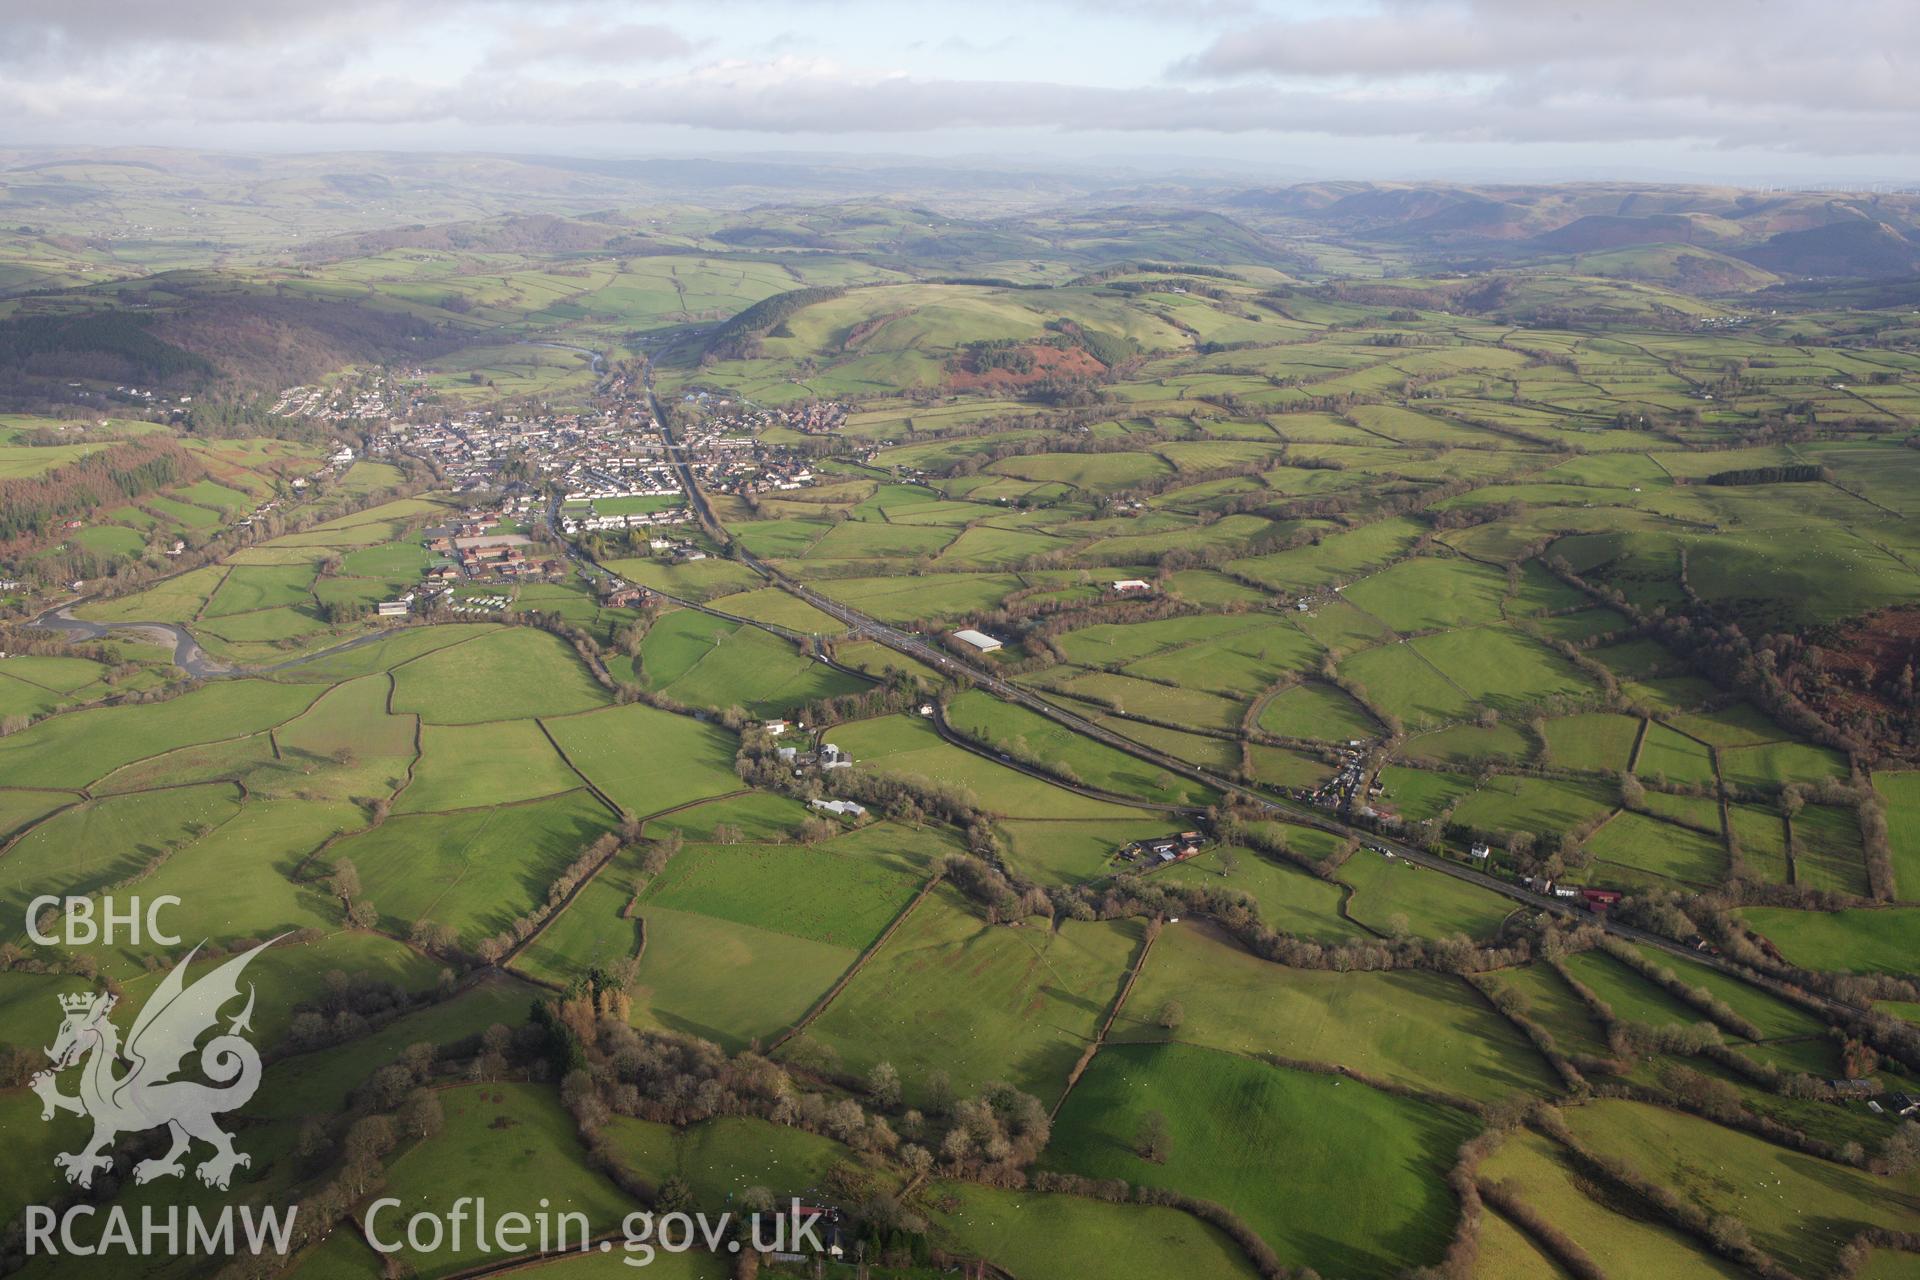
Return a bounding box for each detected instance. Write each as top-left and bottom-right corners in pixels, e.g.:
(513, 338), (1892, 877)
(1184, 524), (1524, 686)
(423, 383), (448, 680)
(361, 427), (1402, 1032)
(644, 388), (1863, 1017)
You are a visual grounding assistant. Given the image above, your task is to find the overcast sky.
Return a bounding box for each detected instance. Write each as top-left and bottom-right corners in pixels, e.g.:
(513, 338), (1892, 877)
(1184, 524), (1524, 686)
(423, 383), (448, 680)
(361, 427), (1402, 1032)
(4, 0), (1917, 183)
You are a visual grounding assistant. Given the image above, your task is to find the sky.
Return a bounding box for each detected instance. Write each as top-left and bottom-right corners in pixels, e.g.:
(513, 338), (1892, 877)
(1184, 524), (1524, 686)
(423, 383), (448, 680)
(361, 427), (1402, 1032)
(4, 0), (1918, 184)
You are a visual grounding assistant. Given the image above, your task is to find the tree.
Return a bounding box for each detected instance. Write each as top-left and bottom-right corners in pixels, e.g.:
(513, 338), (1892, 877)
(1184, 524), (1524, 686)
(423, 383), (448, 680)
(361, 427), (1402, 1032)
(347, 899), (379, 930)
(329, 858), (361, 904)
(1136, 1110), (1171, 1163)
(868, 1061), (902, 1109)
(926, 1069), (955, 1117)
(1156, 999), (1185, 1031)
(1215, 849), (1239, 878)
(400, 1089), (444, 1139)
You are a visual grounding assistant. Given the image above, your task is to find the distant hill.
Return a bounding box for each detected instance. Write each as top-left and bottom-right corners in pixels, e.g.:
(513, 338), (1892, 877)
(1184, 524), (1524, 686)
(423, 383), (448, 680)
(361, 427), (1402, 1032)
(295, 213), (640, 261)
(1530, 214), (1715, 252)
(1557, 244), (1779, 291)
(1735, 219), (1920, 279)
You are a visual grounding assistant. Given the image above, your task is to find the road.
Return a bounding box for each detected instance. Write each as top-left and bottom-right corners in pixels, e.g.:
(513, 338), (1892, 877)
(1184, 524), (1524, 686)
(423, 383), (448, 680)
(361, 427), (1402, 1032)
(637, 379), (1858, 1013)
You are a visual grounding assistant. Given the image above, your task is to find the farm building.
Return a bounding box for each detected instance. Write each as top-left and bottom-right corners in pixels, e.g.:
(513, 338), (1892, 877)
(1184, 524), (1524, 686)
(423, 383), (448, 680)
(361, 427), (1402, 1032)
(952, 628), (1004, 652)
(811, 799), (867, 818)
(1111, 578), (1153, 594)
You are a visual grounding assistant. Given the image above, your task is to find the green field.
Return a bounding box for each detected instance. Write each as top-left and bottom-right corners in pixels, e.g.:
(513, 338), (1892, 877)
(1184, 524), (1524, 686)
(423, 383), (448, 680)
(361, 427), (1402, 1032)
(1565, 1099), (1920, 1276)
(1115, 922), (1558, 1103)
(1339, 849), (1520, 939)
(541, 701), (741, 819)
(947, 689), (1211, 803)
(330, 788), (617, 944)
(396, 719), (580, 812)
(783, 886), (1140, 1105)
(1738, 905), (1920, 975)
(1047, 1043), (1473, 1277)
(391, 626), (610, 723)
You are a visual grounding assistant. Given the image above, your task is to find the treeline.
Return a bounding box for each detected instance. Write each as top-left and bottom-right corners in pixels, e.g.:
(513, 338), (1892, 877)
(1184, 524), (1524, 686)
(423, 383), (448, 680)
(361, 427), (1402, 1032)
(1703, 464), (1830, 486)
(0, 436), (204, 545)
(704, 286), (845, 361)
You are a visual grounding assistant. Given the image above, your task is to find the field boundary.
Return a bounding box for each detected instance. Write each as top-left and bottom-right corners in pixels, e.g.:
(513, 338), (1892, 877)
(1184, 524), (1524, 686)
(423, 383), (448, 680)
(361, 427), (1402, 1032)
(764, 872), (943, 1054)
(1051, 916), (1161, 1121)
(533, 717), (628, 821)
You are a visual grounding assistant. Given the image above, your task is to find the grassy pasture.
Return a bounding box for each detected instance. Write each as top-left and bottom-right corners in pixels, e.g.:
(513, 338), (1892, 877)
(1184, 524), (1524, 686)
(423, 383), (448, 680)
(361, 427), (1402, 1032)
(998, 816), (1184, 885)
(1635, 722), (1717, 786)
(1565, 1099), (1920, 1277)
(1478, 1129), (1746, 1280)
(1561, 950), (1704, 1027)
(1256, 680), (1380, 741)
(1046, 1043), (1472, 1278)
(0, 783), (243, 930)
(513, 841), (649, 987)
(1718, 739), (1849, 791)
(203, 564), (316, 617)
(645, 791), (810, 843)
(1115, 922), (1556, 1103)
(1048, 668), (1247, 732)
(1338, 642), (1476, 728)
(639, 836), (924, 949)
(396, 719), (580, 813)
(600, 555), (764, 601)
(1162, 850), (1364, 943)
(390, 626), (608, 723)
(1542, 712), (1641, 773)
(331, 789), (616, 944)
(1792, 802), (1871, 896)
(1402, 722), (1534, 767)
(829, 713), (1144, 819)
(1877, 770), (1920, 899)
(1738, 906), (1920, 975)
(1410, 626), (1594, 716)
(1584, 810), (1725, 887)
(1343, 557), (1510, 632)
(1339, 850), (1519, 939)
(1730, 801), (1792, 884)
(946, 690), (1209, 803)
(541, 701), (739, 819)
(784, 886), (1140, 1105)
(0, 679), (320, 789)
(1451, 775), (1617, 840)
(268, 623), (496, 683)
(630, 903), (857, 1051)
(1053, 613), (1270, 666)
(929, 1180), (1261, 1280)
(809, 572), (1025, 623)
(1621, 944), (1824, 1039)
(1376, 767), (1475, 822)
(655, 624), (868, 716)
(636, 608), (737, 684)
(1124, 620), (1323, 699)
(1245, 742), (1337, 790)
(1477, 963), (1614, 1060)
(369, 1083), (631, 1279)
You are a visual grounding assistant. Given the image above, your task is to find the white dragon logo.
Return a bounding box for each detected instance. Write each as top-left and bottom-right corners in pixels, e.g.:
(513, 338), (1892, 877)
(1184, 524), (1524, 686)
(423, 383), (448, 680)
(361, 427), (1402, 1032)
(31, 938), (280, 1191)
